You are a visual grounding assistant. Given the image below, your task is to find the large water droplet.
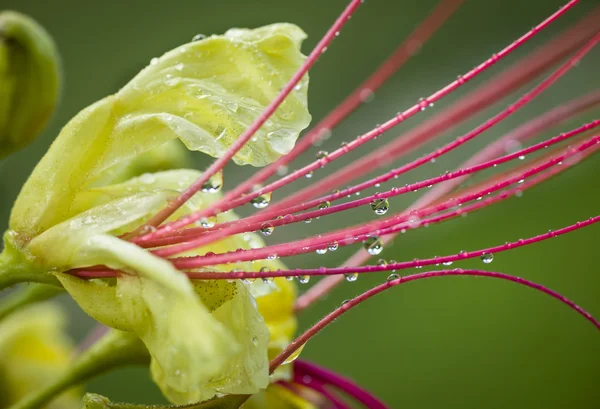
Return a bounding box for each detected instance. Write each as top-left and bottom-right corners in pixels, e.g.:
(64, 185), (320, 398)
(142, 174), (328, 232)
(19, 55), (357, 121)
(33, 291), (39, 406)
(260, 223), (274, 236)
(328, 241), (339, 252)
(344, 272), (358, 282)
(364, 237), (383, 255)
(251, 192), (272, 209)
(315, 247), (327, 255)
(370, 198), (390, 215)
(481, 253), (494, 264)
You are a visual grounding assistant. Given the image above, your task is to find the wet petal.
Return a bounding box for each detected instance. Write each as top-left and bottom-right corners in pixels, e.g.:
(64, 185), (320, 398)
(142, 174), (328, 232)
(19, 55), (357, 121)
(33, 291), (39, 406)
(10, 23), (310, 237)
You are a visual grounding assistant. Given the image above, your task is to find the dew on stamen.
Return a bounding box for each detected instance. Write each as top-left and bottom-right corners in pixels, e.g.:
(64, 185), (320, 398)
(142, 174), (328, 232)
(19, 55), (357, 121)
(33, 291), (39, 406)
(376, 259), (388, 267)
(442, 260), (453, 266)
(297, 275), (310, 284)
(386, 273), (400, 282)
(318, 201), (331, 210)
(316, 247), (328, 255)
(344, 272), (358, 282)
(305, 171), (314, 179)
(260, 223), (274, 236)
(328, 241), (339, 252)
(364, 237), (383, 255)
(370, 198), (390, 215)
(481, 253), (494, 264)
(199, 216), (216, 228)
(305, 218), (312, 224)
(251, 192), (272, 209)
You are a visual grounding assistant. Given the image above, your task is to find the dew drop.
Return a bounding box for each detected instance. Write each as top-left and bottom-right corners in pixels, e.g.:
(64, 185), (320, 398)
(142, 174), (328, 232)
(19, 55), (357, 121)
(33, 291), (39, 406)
(199, 216), (216, 228)
(481, 253), (494, 264)
(305, 171), (313, 179)
(150, 57), (159, 65)
(192, 33), (206, 41)
(344, 272), (358, 282)
(260, 223), (274, 236)
(304, 218), (312, 224)
(377, 259), (388, 267)
(252, 336), (258, 347)
(317, 201), (331, 210)
(316, 150), (329, 160)
(328, 241), (339, 252)
(442, 261), (453, 266)
(370, 198), (390, 215)
(364, 237), (383, 255)
(251, 192), (272, 209)
(201, 172), (223, 193)
(386, 273), (400, 282)
(315, 247), (327, 255)
(297, 275), (310, 284)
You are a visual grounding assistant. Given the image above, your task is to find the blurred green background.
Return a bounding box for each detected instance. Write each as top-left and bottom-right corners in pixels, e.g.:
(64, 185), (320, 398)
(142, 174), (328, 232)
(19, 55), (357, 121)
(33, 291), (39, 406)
(1, 0), (599, 407)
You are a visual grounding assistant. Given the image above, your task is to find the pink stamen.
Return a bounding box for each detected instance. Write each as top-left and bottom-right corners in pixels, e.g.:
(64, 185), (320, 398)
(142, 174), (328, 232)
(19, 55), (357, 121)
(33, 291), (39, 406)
(136, 0), (581, 243)
(182, 214), (599, 280)
(135, 90), (600, 250)
(169, 135), (600, 268)
(263, 6), (600, 215)
(294, 360), (390, 409)
(270, 269), (600, 371)
(145, 120), (598, 253)
(128, 0), (364, 235)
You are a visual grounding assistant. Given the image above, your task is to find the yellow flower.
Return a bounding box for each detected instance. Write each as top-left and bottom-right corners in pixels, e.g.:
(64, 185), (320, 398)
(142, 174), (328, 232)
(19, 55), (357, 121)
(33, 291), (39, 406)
(0, 303), (80, 409)
(0, 23), (310, 405)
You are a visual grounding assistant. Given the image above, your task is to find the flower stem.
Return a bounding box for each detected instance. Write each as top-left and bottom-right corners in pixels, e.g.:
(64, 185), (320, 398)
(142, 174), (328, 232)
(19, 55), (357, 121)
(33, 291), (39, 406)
(0, 246), (57, 291)
(8, 330), (149, 409)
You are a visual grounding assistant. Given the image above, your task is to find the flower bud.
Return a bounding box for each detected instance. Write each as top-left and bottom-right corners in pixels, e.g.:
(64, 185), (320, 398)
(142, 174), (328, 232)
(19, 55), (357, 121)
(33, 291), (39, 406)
(0, 11), (60, 158)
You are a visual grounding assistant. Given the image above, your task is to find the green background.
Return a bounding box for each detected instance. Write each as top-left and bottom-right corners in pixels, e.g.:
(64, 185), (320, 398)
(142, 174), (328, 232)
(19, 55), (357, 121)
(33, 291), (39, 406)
(1, 0), (599, 407)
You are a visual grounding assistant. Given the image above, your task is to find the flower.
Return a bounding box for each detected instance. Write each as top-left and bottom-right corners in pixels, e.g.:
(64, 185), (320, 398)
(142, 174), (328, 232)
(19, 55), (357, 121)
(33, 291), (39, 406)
(0, 23), (309, 405)
(0, 11), (60, 158)
(0, 302), (80, 409)
(1, 1), (600, 408)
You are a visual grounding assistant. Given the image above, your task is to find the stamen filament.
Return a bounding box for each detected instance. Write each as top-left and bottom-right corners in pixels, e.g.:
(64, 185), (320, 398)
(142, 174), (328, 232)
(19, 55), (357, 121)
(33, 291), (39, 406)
(270, 269), (600, 371)
(137, 0), (581, 242)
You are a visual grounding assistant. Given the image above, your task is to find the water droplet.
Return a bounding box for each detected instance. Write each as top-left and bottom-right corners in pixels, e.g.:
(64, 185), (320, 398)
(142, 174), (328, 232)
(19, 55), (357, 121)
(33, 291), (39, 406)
(297, 275), (310, 284)
(294, 83), (303, 91)
(260, 223), (274, 236)
(251, 192), (272, 209)
(442, 260), (453, 266)
(317, 201), (331, 210)
(344, 272), (358, 282)
(305, 171), (313, 179)
(252, 336), (258, 346)
(386, 273), (400, 282)
(364, 237), (383, 255)
(316, 150), (329, 160)
(481, 253), (494, 264)
(341, 299), (351, 306)
(201, 172), (223, 193)
(370, 198), (389, 215)
(276, 165), (289, 176)
(328, 241), (339, 251)
(150, 57), (159, 65)
(315, 247), (327, 255)
(286, 276), (295, 281)
(304, 218), (312, 224)
(192, 33), (206, 41)
(199, 216), (216, 228)
(377, 259), (388, 267)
